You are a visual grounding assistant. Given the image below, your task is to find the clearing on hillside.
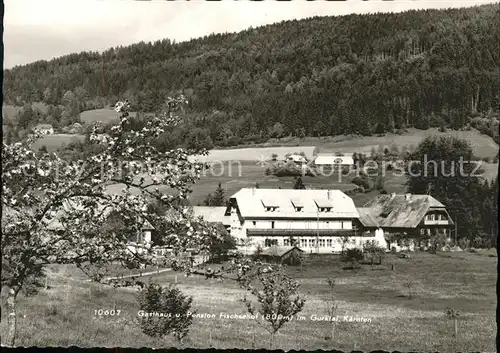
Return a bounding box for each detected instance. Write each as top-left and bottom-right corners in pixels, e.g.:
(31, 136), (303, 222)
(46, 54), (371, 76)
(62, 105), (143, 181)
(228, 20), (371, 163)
(80, 108), (137, 124)
(264, 128), (499, 159)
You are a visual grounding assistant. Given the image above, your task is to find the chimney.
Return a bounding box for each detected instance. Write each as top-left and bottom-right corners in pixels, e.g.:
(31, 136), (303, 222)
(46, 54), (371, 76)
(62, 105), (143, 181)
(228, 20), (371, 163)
(405, 193), (411, 200)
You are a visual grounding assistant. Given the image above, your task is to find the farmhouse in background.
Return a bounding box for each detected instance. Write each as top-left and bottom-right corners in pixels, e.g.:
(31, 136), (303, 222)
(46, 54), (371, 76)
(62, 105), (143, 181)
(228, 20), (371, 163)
(357, 193), (455, 251)
(314, 153), (354, 173)
(226, 187), (385, 254)
(285, 153), (308, 165)
(34, 123), (54, 135)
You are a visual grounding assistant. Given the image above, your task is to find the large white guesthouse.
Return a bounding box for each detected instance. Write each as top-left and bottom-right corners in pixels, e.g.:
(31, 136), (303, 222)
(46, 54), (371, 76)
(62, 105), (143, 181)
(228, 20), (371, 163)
(225, 188), (383, 254)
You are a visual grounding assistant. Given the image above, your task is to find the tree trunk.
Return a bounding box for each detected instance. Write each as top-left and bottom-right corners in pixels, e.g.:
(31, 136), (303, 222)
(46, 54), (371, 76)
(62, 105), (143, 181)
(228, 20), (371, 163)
(475, 84), (480, 112)
(6, 288), (18, 347)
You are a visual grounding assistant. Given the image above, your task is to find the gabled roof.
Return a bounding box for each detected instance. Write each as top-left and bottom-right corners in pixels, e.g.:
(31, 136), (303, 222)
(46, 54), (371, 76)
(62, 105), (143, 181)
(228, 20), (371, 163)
(229, 188), (358, 219)
(314, 155), (354, 165)
(357, 207), (382, 228)
(191, 206), (230, 226)
(260, 245), (303, 257)
(359, 194), (451, 229)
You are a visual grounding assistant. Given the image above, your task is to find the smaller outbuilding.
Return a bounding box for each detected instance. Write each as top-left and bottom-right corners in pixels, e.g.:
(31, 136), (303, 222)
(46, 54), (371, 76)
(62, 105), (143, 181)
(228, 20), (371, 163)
(260, 245), (304, 265)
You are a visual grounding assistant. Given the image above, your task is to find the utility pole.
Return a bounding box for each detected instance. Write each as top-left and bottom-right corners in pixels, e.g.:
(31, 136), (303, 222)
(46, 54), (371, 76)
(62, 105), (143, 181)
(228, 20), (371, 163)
(316, 209), (320, 254)
(454, 217), (458, 246)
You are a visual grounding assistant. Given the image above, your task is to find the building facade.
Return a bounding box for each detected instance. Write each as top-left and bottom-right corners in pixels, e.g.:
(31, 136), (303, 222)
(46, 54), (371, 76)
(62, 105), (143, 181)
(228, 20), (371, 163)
(357, 193), (455, 251)
(226, 188), (384, 254)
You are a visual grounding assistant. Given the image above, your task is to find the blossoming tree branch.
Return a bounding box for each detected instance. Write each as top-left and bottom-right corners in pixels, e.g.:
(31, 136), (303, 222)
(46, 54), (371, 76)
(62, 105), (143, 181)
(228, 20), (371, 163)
(1, 96), (302, 347)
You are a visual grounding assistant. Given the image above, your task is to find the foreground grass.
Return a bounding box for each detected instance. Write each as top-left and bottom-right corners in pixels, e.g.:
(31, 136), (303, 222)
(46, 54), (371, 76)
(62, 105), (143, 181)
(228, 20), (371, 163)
(0, 250), (495, 351)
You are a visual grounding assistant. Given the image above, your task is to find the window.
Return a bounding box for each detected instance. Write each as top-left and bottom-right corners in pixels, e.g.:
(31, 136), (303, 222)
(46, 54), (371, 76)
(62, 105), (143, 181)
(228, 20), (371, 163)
(300, 238), (307, 247)
(308, 239), (316, 247)
(319, 239), (326, 247)
(271, 221), (275, 229)
(137, 232), (144, 243)
(265, 239), (278, 247)
(326, 239), (332, 247)
(341, 222), (344, 229)
(428, 214), (435, 221)
(284, 239), (290, 246)
(295, 207), (303, 212)
(252, 221), (257, 227)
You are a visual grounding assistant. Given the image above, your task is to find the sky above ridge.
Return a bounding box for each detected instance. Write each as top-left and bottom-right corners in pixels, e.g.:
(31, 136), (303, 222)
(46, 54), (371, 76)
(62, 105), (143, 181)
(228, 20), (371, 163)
(3, 0), (497, 69)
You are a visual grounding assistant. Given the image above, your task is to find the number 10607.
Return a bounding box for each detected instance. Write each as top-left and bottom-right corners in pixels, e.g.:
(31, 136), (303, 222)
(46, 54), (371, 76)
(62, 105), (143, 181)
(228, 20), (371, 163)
(94, 309), (121, 316)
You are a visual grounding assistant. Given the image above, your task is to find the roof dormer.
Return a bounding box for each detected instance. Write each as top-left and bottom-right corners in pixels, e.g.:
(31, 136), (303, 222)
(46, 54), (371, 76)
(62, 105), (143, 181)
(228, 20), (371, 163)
(315, 199), (333, 212)
(291, 198), (304, 212)
(262, 198), (279, 212)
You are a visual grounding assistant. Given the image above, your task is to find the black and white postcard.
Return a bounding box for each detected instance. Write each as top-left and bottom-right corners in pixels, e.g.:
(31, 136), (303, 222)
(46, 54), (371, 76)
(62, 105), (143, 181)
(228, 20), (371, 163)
(1, 0), (498, 351)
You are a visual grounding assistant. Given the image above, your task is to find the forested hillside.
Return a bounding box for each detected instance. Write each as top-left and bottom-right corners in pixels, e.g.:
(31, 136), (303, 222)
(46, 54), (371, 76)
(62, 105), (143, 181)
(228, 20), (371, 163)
(3, 4), (499, 147)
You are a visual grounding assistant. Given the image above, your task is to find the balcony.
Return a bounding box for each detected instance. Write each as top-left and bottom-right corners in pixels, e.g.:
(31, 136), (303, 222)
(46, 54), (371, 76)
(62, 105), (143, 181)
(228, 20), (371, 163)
(246, 228), (357, 236)
(423, 220), (451, 226)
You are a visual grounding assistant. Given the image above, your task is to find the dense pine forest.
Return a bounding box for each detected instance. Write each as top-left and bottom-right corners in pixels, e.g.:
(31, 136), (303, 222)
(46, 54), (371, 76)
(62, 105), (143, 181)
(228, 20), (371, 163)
(3, 4), (500, 147)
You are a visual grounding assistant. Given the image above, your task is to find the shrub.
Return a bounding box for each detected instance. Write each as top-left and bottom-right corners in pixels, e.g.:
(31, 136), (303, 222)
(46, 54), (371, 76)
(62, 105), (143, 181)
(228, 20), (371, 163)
(344, 248), (364, 262)
(344, 248), (363, 269)
(380, 189), (388, 194)
(136, 283), (195, 342)
(351, 176), (371, 190)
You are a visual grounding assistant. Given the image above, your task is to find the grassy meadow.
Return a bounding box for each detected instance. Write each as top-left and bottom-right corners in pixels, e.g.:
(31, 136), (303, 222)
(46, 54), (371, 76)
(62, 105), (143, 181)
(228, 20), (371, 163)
(31, 134), (85, 153)
(260, 127), (499, 160)
(0, 250), (496, 351)
(102, 160), (410, 206)
(80, 108), (137, 125)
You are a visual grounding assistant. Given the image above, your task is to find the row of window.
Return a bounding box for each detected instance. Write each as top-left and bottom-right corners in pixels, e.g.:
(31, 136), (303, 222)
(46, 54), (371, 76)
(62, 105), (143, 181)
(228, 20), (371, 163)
(264, 206), (333, 212)
(252, 221), (347, 229)
(425, 214), (447, 221)
(264, 238), (339, 248)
